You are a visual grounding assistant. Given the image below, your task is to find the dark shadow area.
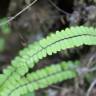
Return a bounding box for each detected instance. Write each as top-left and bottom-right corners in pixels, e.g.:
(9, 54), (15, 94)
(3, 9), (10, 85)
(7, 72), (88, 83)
(0, 0), (10, 17)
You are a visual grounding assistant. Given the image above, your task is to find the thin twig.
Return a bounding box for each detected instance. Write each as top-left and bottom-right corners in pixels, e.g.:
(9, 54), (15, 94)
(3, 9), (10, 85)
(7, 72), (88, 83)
(76, 67), (96, 76)
(87, 53), (96, 68)
(0, 0), (38, 26)
(87, 67), (96, 73)
(86, 79), (96, 96)
(48, 0), (71, 16)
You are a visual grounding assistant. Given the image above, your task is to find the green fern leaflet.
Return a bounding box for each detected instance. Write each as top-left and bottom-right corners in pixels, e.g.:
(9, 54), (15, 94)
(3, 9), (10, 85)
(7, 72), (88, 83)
(0, 26), (96, 96)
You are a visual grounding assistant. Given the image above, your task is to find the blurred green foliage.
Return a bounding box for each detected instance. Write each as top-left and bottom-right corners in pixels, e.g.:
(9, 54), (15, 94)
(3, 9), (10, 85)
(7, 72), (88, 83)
(0, 17), (11, 34)
(23, 92), (35, 96)
(0, 38), (5, 52)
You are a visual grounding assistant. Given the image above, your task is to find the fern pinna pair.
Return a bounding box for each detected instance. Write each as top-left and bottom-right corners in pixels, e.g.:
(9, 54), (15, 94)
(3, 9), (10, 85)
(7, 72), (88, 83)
(0, 26), (96, 96)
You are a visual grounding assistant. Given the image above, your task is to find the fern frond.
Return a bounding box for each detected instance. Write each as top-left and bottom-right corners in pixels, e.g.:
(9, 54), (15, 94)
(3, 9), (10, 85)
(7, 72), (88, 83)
(1, 61), (79, 96)
(0, 26), (96, 95)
